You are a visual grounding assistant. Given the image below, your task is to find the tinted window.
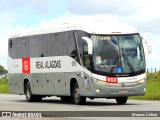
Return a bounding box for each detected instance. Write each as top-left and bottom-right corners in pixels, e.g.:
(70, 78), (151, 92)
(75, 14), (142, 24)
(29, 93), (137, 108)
(8, 38), (19, 58)
(18, 37), (29, 58)
(62, 32), (69, 55)
(50, 33), (63, 56)
(29, 35), (42, 57)
(75, 31), (89, 64)
(83, 44), (91, 69)
(9, 39), (12, 48)
(68, 31), (77, 58)
(41, 34), (50, 57)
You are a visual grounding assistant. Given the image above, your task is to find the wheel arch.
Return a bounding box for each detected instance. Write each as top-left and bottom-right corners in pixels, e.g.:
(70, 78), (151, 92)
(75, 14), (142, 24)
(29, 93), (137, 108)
(70, 77), (86, 105)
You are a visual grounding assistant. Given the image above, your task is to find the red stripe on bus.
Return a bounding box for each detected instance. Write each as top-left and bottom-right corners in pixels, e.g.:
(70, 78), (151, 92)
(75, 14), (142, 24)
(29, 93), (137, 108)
(22, 58), (30, 74)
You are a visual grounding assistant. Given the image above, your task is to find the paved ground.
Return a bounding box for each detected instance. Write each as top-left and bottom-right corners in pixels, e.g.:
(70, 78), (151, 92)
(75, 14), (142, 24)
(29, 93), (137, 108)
(0, 94), (160, 120)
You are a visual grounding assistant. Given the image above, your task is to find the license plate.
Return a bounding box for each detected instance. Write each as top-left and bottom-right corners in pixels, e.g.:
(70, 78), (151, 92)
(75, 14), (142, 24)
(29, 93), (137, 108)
(119, 90), (128, 94)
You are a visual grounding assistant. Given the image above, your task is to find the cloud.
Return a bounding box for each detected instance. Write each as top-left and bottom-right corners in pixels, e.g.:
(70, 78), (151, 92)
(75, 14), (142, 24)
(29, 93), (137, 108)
(0, 0), (26, 12)
(67, 0), (153, 16)
(67, 0), (160, 32)
(28, 0), (59, 15)
(0, 11), (20, 25)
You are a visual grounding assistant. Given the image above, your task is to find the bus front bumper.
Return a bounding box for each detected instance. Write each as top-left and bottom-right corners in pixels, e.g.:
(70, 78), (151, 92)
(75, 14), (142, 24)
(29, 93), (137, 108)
(91, 81), (146, 98)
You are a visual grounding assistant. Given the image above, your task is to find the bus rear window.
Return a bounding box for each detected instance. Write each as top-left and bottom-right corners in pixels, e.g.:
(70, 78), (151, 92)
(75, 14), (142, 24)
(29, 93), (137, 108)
(9, 39), (12, 48)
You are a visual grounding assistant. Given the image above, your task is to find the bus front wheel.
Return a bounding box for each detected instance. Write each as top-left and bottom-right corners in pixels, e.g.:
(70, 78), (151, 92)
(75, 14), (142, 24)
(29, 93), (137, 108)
(72, 82), (86, 105)
(115, 97), (128, 104)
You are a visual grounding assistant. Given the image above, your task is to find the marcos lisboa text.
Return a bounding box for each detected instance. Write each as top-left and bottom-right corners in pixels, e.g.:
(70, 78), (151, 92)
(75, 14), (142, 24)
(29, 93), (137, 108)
(132, 112), (158, 117)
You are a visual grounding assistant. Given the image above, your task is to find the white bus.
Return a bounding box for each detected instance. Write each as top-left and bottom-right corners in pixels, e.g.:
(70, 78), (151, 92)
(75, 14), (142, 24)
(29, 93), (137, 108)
(8, 22), (151, 105)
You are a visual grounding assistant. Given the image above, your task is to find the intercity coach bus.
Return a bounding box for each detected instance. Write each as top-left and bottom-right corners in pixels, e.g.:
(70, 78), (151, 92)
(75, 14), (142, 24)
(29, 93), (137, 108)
(8, 22), (152, 105)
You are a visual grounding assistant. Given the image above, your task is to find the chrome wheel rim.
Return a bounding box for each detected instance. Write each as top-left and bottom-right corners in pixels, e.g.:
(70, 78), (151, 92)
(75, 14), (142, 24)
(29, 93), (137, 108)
(26, 87), (30, 100)
(74, 88), (80, 102)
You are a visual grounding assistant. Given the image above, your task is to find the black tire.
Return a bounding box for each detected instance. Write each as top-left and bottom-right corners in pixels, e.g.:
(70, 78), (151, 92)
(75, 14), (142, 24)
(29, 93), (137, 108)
(60, 96), (73, 103)
(115, 97), (128, 104)
(72, 82), (86, 105)
(25, 82), (42, 102)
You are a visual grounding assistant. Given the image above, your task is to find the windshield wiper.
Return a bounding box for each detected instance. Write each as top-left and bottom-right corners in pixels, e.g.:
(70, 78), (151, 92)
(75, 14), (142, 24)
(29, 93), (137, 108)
(122, 49), (135, 73)
(110, 56), (119, 73)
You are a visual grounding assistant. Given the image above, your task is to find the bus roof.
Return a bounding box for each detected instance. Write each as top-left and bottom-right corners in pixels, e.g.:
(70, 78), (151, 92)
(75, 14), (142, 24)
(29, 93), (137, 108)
(11, 22), (139, 38)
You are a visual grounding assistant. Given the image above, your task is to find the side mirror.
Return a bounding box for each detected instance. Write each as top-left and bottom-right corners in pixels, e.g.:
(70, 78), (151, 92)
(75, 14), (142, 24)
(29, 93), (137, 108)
(142, 37), (152, 54)
(147, 43), (152, 54)
(82, 37), (93, 55)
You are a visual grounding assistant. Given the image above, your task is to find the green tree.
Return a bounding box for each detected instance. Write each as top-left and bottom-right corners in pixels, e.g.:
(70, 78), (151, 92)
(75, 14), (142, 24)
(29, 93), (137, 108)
(0, 65), (8, 78)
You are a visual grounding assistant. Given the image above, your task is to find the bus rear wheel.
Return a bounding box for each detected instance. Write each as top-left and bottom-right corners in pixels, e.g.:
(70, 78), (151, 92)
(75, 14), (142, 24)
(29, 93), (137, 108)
(115, 97), (128, 104)
(72, 82), (86, 105)
(25, 82), (42, 102)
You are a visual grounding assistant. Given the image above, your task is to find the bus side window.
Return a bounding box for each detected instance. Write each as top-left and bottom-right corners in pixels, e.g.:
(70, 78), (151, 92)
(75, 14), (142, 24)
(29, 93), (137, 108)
(18, 37), (29, 58)
(9, 39), (12, 48)
(68, 32), (77, 60)
(83, 43), (91, 69)
(70, 50), (77, 59)
(41, 34), (50, 57)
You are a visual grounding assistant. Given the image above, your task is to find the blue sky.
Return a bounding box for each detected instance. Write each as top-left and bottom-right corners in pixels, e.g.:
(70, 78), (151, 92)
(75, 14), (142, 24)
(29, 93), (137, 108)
(0, 0), (68, 27)
(0, 0), (160, 70)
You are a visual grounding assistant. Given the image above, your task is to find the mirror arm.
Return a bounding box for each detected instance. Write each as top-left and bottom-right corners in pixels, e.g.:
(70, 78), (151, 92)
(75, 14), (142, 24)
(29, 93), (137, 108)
(82, 37), (93, 55)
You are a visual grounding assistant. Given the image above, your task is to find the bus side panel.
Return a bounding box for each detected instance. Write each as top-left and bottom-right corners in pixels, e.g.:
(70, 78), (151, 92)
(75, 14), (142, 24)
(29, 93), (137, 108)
(8, 73), (16, 94)
(31, 73), (44, 95)
(31, 73), (55, 95)
(53, 73), (67, 96)
(41, 73), (55, 95)
(78, 72), (93, 97)
(8, 73), (24, 94)
(31, 72), (69, 96)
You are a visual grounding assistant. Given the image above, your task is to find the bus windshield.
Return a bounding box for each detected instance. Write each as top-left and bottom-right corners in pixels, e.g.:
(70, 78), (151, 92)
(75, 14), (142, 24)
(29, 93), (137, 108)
(91, 34), (145, 75)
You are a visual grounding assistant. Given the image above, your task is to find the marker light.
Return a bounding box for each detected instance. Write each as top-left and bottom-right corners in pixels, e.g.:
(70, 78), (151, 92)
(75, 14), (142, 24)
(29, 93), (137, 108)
(92, 78), (106, 85)
(96, 89), (100, 93)
(93, 79), (106, 86)
(137, 79), (145, 84)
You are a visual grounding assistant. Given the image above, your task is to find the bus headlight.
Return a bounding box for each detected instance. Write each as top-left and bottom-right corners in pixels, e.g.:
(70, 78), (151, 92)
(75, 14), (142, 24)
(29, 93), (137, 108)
(137, 79), (145, 84)
(96, 89), (100, 93)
